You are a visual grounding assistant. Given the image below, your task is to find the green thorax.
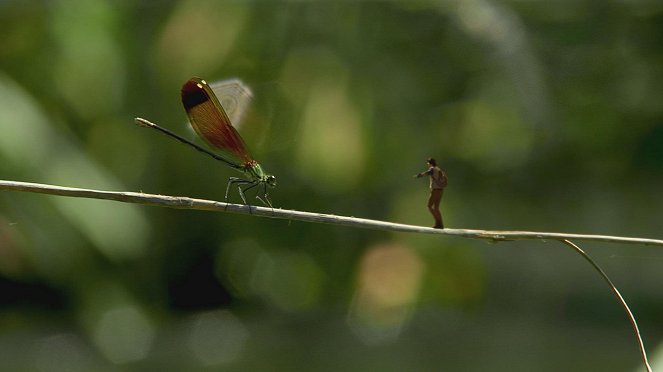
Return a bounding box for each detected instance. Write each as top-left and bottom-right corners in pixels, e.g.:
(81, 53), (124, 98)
(243, 161), (272, 183)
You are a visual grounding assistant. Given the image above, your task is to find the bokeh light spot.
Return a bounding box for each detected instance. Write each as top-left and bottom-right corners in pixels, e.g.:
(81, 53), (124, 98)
(348, 243), (424, 344)
(187, 310), (249, 366)
(92, 305), (155, 364)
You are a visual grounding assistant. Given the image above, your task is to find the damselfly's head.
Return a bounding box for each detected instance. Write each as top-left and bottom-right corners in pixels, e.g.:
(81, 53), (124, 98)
(265, 174), (277, 187)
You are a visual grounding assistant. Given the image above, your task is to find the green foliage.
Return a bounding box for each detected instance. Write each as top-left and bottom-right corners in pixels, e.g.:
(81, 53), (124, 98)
(1, 0), (662, 370)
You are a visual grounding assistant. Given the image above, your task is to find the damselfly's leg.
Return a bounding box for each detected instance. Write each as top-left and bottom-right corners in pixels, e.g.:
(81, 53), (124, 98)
(225, 178), (272, 210)
(225, 177), (253, 209)
(242, 182), (271, 208)
(241, 182), (259, 201)
(237, 182), (255, 205)
(224, 177), (237, 203)
(257, 183), (273, 208)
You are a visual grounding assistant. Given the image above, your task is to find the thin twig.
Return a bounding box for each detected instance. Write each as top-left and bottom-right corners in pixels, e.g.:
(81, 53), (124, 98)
(1, 179), (663, 247)
(561, 240), (652, 372)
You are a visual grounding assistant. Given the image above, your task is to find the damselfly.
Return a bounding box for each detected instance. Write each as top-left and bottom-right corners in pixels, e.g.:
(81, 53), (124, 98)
(135, 77), (276, 207)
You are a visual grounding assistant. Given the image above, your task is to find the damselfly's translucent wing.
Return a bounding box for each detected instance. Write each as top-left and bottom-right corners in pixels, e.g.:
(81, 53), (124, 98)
(209, 78), (253, 130)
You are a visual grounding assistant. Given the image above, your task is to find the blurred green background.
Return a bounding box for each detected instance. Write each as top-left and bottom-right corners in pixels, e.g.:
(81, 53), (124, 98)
(1, 0), (662, 371)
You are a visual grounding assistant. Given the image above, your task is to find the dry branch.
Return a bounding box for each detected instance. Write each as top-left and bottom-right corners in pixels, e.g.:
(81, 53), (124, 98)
(1, 179), (662, 247)
(561, 240), (652, 372)
(0, 179), (655, 370)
